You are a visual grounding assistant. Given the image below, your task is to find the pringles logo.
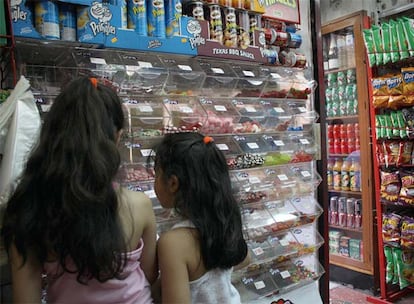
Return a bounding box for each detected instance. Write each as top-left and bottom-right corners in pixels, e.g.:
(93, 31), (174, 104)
(89, 2), (116, 36)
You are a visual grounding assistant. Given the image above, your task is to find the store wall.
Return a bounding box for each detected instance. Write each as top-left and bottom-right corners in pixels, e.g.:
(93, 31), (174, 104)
(320, 0), (376, 25)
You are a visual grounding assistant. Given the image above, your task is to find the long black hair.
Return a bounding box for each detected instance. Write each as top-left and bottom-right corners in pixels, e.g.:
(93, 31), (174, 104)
(153, 132), (247, 269)
(1, 77), (127, 283)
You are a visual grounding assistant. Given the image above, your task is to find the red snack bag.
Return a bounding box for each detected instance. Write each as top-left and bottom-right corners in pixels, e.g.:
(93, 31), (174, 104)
(380, 170), (401, 204)
(399, 169), (414, 205)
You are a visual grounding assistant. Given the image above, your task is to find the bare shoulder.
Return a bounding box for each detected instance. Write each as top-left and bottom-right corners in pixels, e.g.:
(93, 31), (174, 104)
(158, 228), (196, 255)
(120, 188), (153, 213)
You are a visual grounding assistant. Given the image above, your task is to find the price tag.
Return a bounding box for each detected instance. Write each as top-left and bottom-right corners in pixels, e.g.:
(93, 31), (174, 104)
(253, 247), (264, 256)
(90, 57), (106, 65)
(138, 105), (153, 112)
(278, 174), (288, 181)
(126, 65), (140, 72)
(254, 281), (265, 290)
(41, 104), (52, 112)
(178, 64), (192, 71)
(270, 72), (282, 79)
(216, 144), (229, 151)
(211, 68), (224, 74)
(245, 106), (256, 113)
(301, 171), (311, 178)
(140, 149), (152, 157)
(179, 106), (193, 113)
(279, 239), (289, 246)
(214, 105), (227, 112)
(249, 177), (261, 184)
(273, 140), (285, 146)
(280, 270), (291, 279)
(243, 70), (255, 77)
(247, 142), (259, 149)
(298, 107), (307, 113)
(138, 61), (153, 68)
(300, 138), (310, 144)
(273, 107), (285, 113)
(144, 190), (156, 198)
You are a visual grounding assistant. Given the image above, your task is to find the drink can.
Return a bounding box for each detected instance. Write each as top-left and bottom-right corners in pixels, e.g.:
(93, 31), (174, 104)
(206, 4), (223, 43)
(128, 0), (148, 36)
(222, 7), (237, 48)
(338, 197), (347, 226)
(329, 196), (338, 225)
(35, 0), (60, 40)
(165, 0), (182, 37)
(346, 198), (355, 228)
(264, 28), (277, 45)
(354, 199), (362, 228)
(263, 48), (278, 65)
(337, 71), (346, 86)
(147, 0), (166, 38)
(274, 30), (289, 47)
(288, 32), (302, 48)
(59, 3), (76, 41)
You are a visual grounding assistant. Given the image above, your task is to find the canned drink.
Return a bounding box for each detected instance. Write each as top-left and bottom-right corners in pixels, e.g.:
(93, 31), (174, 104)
(165, 0), (182, 37)
(338, 197), (347, 227)
(264, 28), (276, 45)
(346, 198), (355, 228)
(263, 48), (279, 65)
(329, 196), (338, 225)
(185, 1), (204, 20)
(59, 3), (76, 41)
(237, 10), (250, 49)
(206, 4), (223, 43)
(35, 0), (60, 40)
(128, 0), (148, 36)
(274, 30), (289, 47)
(288, 32), (302, 48)
(147, 0), (166, 38)
(354, 199), (362, 228)
(222, 7), (237, 48)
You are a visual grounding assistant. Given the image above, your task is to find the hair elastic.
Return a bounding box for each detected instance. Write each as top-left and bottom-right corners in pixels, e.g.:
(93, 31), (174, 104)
(90, 77), (98, 88)
(203, 136), (214, 144)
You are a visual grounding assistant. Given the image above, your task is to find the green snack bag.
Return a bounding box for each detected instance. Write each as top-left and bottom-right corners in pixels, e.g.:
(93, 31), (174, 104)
(363, 29), (377, 67)
(389, 21), (401, 63)
(395, 19), (409, 60)
(393, 247), (414, 289)
(382, 22), (391, 64)
(401, 17), (414, 57)
(384, 113), (393, 138)
(391, 111), (400, 137)
(384, 246), (395, 284)
(378, 115), (386, 139)
(397, 110), (408, 138)
(372, 25), (384, 66)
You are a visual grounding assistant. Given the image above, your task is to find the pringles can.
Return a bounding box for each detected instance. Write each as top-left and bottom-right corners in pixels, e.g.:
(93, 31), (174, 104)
(59, 3), (76, 41)
(165, 0), (182, 37)
(222, 7), (237, 48)
(185, 1), (204, 20)
(35, 0), (60, 40)
(206, 4), (222, 43)
(128, 0), (148, 36)
(237, 10), (250, 49)
(77, 5), (90, 40)
(249, 13), (261, 46)
(147, 0), (166, 38)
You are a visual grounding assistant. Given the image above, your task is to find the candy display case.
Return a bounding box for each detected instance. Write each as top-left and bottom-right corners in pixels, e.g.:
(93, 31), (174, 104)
(162, 96), (207, 131)
(198, 59), (239, 97)
(233, 134), (268, 154)
(231, 63), (269, 98)
(72, 49), (124, 79)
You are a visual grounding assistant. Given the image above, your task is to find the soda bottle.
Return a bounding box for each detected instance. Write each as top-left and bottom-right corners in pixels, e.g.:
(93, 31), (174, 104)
(333, 158), (343, 191)
(341, 159), (351, 191)
(349, 157), (361, 192)
(327, 158), (334, 190)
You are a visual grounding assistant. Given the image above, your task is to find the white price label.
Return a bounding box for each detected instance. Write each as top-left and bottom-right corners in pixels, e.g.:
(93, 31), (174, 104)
(216, 144), (229, 151)
(298, 107), (307, 112)
(254, 281), (266, 290)
(247, 142), (259, 149)
(126, 65), (140, 72)
(301, 171), (311, 177)
(179, 106), (193, 113)
(90, 57), (106, 65)
(138, 61), (153, 68)
(300, 138), (310, 144)
(144, 190), (156, 198)
(214, 105), (227, 112)
(249, 177), (261, 184)
(273, 107), (285, 113)
(273, 140), (285, 146)
(279, 239), (289, 246)
(140, 149), (152, 157)
(278, 174), (288, 181)
(253, 247), (264, 256)
(280, 270), (291, 279)
(41, 104), (52, 112)
(270, 72), (282, 79)
(211, 68), (224, 74)
(178, 64), (192, 71)
(138, 105), (153, 112)
(243, 70), (255, 77)
(245, 106), (257, 113)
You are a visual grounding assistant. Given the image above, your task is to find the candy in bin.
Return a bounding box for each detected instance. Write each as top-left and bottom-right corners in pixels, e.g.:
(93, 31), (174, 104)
(228, 153), (265, 169)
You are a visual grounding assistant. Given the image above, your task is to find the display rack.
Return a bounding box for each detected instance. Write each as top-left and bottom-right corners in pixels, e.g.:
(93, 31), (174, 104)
(365, 6), (414, 304)
(0, 0), (16, 89)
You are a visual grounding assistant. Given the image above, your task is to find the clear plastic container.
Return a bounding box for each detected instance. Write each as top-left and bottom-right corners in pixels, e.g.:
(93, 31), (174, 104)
(232, 99), (266, 133)
(199, 98), (240, 135)
(233, 134), (268, 154)
(291, 224), (325, 256)
(241, 203), (276, 239)
(198, 59), (238, 97)
(264, 200), (300, 232)
(231, 64), (269, 97)
(290, 196), (323, 226)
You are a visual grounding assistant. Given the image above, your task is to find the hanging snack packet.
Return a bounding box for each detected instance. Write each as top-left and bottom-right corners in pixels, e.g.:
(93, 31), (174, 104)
(400, 216), (414, 249)
(401, 17), (414, 57)
(384, 114), (393, 139)
(393, 247), (414, 289)
(399, 169), (414, 205)
(391, 111), (401, 137)
(398, 141), (412, 164)
(402, 67), (414, 105)
(382, 22), (392, 64)
(387, 74), (405, 109)
(394, 19), (410, 60)
(371, 25), (384, 65)
(390, 21), (401, 63)
(372, 77), (389, 108)
(380, 170), (401, 203)
(401, 107), (414, 138)
(397, 110), (408, 139)
(362, 29), (376, 67)
(382, 213), (402, 243)
(384, 246), (395, 284)
(377, 142), (385, 164)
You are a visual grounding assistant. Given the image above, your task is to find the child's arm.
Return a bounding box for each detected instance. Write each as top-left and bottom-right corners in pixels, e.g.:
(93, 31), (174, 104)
(139, 196), (158, 284)
(9, 243), (42, 303)
(157, 230), (191, 304)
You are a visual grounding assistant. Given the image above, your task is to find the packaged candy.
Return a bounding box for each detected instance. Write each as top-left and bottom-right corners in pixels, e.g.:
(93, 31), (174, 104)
(380, 170), (401, 204)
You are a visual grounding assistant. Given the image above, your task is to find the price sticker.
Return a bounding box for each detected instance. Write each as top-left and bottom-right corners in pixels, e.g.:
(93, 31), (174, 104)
(211, 68), (224, 74)
(280, 270), (291, 279)
(300, 138), (310, 144)
(273, 140), (285, 146)
(140, 149), (152, 157)
(179, 106), (193, 113)
(126, 65), (140, 72)
(298, 107), (307, 113)
(270, 72), (282, 79)
(253, 247), (264, 256)
(249, 177), (261, 184)
(138, 61), (153, 68)
(278, 174), (288, 181)
(254, 281), (265, 290)
(178, 64), (192, 71)
(245, 106), (257, 113)
(90, 57), (106, 65)
(273, 107), (285, 113)
(138, 105), (153, 112)
(144, 190), (156, 198)
(216, 144), (229, 151)
(301, 171), (311, 178)
(279, 239), (289, 246)
(243, 70), (255, 77)
(247, 142), (259, 149)
(214, 105), (227, 112)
